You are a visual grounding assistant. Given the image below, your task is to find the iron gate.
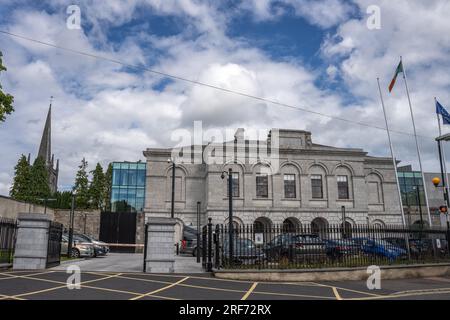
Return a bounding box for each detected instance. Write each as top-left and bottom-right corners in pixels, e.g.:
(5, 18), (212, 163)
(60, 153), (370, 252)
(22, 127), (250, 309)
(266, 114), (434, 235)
(46, 221), (63, 268)
(99, 211), (137, 253)
(0, 218), (17, 265)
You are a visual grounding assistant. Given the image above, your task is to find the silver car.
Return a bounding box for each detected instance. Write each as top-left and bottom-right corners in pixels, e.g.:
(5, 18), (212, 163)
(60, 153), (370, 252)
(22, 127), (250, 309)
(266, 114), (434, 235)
(61, 234), (95, 258)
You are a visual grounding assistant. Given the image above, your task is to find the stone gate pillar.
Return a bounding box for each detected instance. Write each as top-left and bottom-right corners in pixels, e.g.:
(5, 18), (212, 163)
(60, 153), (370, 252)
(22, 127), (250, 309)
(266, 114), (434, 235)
(13, 213), (52, 270)
(144, 217), (177, 273)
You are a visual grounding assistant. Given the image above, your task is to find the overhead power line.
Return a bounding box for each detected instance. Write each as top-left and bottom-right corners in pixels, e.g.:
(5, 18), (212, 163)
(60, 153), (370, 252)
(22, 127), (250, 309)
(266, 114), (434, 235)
(0, 29), (435, 140)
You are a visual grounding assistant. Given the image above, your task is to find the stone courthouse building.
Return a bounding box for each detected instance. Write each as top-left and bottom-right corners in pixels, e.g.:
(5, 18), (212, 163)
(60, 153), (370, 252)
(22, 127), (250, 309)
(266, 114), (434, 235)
(143, 128), (403, 231)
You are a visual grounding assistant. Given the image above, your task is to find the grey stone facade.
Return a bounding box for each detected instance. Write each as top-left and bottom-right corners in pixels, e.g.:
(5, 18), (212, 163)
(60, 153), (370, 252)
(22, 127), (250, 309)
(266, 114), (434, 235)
(13, 213), (52, 270)
(144, 217), (177, 273)
(143, 129), (403, 229)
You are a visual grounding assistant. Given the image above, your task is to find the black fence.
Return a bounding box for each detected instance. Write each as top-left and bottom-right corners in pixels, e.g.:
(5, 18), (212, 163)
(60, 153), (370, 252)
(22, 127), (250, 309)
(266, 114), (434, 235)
(0, 218), (17, 265)
(212, 223), (450, 270)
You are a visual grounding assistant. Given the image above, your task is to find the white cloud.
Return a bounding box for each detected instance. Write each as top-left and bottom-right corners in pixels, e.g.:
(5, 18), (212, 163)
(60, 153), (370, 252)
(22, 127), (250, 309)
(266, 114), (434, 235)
(1, 0), (450, 196)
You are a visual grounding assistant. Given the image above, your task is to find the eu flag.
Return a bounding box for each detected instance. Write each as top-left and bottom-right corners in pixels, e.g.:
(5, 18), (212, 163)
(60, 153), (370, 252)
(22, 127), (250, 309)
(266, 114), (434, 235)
(436, 100), (450, 125)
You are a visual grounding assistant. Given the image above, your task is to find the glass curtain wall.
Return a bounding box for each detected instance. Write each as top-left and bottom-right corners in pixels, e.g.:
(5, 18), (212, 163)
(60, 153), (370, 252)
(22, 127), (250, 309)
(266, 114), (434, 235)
(111, 162), (146, 212)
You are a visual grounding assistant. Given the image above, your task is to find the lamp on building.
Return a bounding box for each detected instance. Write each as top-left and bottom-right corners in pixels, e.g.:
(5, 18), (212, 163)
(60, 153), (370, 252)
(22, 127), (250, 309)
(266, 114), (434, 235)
(221, 168), (233, 265)
(167, 158), (176, 219)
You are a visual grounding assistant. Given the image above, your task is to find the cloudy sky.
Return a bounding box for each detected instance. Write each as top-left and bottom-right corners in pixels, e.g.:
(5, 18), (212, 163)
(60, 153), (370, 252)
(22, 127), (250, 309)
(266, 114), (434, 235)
(0, 0), (450, 194)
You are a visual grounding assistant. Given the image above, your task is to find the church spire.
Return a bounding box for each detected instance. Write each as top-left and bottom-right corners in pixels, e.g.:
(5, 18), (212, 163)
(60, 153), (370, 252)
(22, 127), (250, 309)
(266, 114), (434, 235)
(37, 96), (53, 165)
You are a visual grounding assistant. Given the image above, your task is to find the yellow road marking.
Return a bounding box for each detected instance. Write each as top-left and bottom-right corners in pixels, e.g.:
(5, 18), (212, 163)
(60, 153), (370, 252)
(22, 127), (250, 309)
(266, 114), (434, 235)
(307, 281), (382, 297)
(80, 284), (178, 300)
(241, 282), (258, 300)
(252, 290), (336, 300)
(109, 274), (246, 293)
(0, 293), (24, 300)
(332, 287), (343, 300)
(6, 272), (123, 299)
(350, 289), (450, 300)
(130, 276), (189, 300)
(0, 271), (55, 280)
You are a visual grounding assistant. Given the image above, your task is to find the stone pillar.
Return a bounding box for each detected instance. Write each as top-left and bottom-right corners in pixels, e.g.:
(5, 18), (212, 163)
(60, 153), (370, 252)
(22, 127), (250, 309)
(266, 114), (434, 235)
(13, 213), (52, 270)
(144, 217), (177, 273)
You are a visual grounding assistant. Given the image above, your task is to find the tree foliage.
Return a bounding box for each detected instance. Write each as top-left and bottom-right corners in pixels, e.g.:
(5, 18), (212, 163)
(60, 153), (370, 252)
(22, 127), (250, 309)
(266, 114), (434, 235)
(104, 163), (113, 211)
(28, 156), (51, 202)
(73, 158), (90, 209)
(88, 163), (105, 209)
(49, 191), (73, 209)
(0, 51), (14, 122)
(9, 154), (31, 201)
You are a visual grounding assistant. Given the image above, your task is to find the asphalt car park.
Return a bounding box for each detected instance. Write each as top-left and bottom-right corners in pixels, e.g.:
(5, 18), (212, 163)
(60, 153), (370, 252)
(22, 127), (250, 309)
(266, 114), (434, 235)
(1, 270), (450, 300)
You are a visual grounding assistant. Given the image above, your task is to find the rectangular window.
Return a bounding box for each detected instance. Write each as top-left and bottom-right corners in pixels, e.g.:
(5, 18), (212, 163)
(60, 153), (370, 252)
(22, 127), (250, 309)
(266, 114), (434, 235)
(284, 174), (296, 198)
(227, 173), (239, 197)
(337, 175), (349, 199)
(256, 174), (269, 198)
(311, 175), (323, 199)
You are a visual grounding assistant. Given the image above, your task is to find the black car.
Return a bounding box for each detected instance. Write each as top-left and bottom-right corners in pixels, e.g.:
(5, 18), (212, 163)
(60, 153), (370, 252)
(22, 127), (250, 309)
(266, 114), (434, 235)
(222, 238), (265, 265)
(324, 239), (360, 259)
(263, 233), (327, 261)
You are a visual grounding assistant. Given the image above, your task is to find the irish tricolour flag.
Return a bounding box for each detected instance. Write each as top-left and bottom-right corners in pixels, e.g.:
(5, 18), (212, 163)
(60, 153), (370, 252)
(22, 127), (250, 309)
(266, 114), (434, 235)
(388, 60), (403, 92)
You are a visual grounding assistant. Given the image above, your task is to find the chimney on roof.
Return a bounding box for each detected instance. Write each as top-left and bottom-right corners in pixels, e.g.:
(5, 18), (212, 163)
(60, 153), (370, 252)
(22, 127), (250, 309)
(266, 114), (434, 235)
(234, 128), (245, 142)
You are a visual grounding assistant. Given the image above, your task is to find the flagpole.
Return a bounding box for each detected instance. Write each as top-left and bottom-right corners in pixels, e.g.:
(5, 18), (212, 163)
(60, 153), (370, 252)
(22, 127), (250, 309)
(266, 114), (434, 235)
(400, 56), (433, 226)
(377, 78), (407, 227)
(435, 97), (450, 222)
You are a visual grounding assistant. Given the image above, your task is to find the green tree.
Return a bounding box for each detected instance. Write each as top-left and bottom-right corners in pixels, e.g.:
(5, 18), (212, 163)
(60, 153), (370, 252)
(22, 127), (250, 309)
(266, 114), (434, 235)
(49, 191), (72, 209)
(88, 163), (105, 209)
(73, 158), (90, 209)
(104, 163), (113, 211)
(29, 156), (50, 202)
(0, 51), (14, 122)
(9, 154), (31, 201)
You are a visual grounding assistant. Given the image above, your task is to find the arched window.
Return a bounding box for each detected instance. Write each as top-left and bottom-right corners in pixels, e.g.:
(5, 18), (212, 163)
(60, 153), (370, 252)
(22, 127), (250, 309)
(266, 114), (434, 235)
(366, 173), (383, 204)
(342, 221), (353, 239)
(253, 217), (273, 243)
(311, 217), (329, 238)
(282, 217), (301, 233)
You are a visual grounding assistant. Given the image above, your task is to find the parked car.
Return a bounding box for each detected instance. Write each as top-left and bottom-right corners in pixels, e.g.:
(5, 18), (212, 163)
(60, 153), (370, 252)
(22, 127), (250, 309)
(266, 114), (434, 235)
(180, 225), (201, 256)
(74, 233), (110, 257)
(222, 238), (265, 265)
(180, 237), (202, 257)
(263, 234), (327, 261)
(60, 234), (94, 258)
(324, 239), (360, 259)
(351, 237), (406, 261)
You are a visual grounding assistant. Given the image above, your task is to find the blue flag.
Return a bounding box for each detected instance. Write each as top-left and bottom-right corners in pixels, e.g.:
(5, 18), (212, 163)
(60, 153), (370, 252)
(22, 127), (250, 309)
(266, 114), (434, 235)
(436, 100), (450, 125)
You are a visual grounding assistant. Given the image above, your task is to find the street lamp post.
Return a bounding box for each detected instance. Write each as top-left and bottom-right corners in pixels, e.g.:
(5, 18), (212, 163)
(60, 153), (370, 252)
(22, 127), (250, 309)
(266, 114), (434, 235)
(38, 197), (56, 215)
(67, 192), (76, 257)
(168, 158), (176, 219)
(197, 201), (201, 263)
(221, 168), (233, 265)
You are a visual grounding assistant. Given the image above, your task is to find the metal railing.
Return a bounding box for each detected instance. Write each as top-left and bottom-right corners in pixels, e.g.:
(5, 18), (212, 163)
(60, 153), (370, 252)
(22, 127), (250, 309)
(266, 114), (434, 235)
(212, 223), (450, 270)
(0, 218), (17, 265)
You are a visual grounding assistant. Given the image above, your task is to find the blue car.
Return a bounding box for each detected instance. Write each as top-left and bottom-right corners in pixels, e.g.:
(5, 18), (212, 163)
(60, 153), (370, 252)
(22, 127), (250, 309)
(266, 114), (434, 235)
(351, 237), (406, 261)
